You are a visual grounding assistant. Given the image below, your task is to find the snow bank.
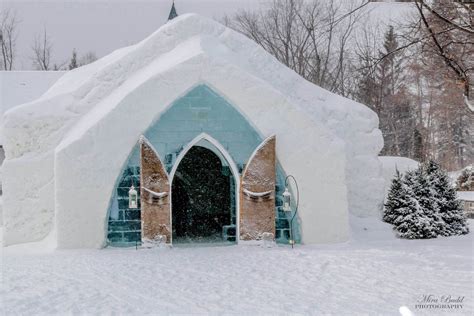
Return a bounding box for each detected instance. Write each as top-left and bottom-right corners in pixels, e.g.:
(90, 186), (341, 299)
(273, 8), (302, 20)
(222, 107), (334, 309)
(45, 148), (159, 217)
(379, 156), (419, 201)
(2, 14), (383, 247)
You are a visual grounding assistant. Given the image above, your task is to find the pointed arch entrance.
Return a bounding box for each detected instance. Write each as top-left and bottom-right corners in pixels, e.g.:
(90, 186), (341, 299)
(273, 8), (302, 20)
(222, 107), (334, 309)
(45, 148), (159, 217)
(106, 85), (295, 247)
(170, 133), (240, 244)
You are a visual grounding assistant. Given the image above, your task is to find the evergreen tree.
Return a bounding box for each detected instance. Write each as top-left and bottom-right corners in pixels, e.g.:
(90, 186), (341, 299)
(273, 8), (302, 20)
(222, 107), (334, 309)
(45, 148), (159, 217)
(391, 190), (424, 239)
(425, 160), (469, 236)
(377, 26), (400, 97)
(392, 169), (438, 239)
(386, 162), (470, 239)
(69, 49), (78, 70)
(376, 26), (418, 158)
(391, 171), (424, 239)
(383, 169), (405, 224)
(456, 166), (473, 191)
(411, 166), (442, 238)
(413, 128), (424, 162)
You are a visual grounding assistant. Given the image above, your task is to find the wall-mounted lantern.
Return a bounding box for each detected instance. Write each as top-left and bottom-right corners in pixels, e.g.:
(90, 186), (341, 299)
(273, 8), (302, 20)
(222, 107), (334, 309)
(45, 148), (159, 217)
(283, 187), (291, 212)
(129, 185), (138, 209)
(283, 175), (299, 248)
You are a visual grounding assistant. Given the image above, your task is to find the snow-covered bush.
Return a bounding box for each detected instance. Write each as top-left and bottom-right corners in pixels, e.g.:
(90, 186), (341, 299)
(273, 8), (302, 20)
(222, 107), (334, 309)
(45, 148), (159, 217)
(455, 165), (473, 191)
(383, 161), (469, 239)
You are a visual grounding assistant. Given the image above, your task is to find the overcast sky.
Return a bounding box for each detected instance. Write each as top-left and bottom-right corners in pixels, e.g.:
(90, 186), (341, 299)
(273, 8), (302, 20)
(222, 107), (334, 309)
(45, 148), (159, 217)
(1, 0), (411, 70)
(1, 0), (262, 70)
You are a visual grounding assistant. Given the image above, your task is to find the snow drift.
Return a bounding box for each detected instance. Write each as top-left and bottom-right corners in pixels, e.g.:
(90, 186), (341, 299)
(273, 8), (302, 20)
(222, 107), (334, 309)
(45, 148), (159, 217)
(1, 14), (384, 247)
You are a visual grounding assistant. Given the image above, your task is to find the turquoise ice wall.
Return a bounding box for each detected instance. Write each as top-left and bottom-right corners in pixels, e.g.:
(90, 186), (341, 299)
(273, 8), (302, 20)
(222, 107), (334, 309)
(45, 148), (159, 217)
(107, 84), (299, 246)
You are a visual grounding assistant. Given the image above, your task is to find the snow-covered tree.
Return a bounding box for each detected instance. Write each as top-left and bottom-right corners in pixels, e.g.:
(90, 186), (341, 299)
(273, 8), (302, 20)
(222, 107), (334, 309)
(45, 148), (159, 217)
(411, 166), (442, 238)
(383, 169), (405, 224)
(391, 170), (432, 239)
(425, 160), (469, 236)
(456, 166), (473, 191)
(385, 162), (469, 239)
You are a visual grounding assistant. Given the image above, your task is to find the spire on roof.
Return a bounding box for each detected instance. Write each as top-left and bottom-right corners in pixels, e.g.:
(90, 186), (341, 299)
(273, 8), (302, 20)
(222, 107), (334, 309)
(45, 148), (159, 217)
(168, 1), (178, 21)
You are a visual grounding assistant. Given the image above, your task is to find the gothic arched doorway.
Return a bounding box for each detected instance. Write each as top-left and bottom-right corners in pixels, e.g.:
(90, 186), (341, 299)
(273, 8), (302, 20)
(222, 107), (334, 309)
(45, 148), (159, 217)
(171, 143), (237, 244)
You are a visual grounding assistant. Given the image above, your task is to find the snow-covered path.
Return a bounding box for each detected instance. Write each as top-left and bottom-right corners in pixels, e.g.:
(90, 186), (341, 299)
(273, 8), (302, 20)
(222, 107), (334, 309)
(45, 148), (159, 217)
(1, 219), (473, 315)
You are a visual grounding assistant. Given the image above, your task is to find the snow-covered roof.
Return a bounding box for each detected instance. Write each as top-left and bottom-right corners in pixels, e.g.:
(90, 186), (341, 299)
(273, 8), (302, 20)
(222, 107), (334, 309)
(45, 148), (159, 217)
(457, 191), (474, 202)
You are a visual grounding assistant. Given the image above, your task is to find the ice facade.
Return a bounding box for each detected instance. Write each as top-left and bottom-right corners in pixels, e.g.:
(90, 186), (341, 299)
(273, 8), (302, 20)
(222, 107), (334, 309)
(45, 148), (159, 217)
(107, 84), (299, 246)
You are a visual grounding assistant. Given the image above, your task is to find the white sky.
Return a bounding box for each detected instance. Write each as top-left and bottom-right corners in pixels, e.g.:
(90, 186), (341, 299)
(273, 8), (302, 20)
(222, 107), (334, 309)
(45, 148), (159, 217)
(1, 0), (262, 70)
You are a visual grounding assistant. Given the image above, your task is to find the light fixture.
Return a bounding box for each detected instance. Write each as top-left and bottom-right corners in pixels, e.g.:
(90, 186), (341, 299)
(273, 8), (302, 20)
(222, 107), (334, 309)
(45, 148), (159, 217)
(129, 185), (138, 209)
(283, 187), (291, 212)
(129, 170), (138, 209)
(283, 175), (299, 248)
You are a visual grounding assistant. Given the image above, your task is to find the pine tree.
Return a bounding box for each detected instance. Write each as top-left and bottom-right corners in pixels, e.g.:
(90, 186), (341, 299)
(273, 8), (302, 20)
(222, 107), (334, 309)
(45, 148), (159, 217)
(377, 26), (399, 97)
(392, 169), (439, 239)
(413, 128), (424, 162)
(391, 170), (424, 239)
(383, 169), (405, 224)
(69, 49), (78, 70)
(376, 26), (418, 158)
(425, 160), (469, 236)
(456, 166), (473, 191)
(411, 166), (442, 238)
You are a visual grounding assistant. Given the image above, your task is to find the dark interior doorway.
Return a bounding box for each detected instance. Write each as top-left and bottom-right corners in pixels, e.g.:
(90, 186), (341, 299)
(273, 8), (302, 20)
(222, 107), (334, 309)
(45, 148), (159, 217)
(172, 146), (234, 243)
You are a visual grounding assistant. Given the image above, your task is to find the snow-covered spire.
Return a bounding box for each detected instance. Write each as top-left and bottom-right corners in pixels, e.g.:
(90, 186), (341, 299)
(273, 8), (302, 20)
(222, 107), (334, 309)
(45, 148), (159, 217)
(168, 1), (178, 21)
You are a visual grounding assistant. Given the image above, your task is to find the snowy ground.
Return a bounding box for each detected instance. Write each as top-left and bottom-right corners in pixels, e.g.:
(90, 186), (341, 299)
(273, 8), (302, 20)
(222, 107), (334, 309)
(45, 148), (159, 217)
(1, 218), (473, 315)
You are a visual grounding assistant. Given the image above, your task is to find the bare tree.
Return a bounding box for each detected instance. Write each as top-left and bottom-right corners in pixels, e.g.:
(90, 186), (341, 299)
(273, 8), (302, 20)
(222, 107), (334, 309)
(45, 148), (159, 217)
(31, 28), (53, 70)
(374, 0), (473, 110)
(225, 0), (368, 97)
(354, 24), (421, 160)
(414, 0), (473, 102)
(0, 9), (18, 70)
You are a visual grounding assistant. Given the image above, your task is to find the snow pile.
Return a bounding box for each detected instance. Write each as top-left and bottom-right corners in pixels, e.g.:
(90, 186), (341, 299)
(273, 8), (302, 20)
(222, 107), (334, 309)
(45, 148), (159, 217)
(379, 156), (419, 201)
(2, 14), (383, 247)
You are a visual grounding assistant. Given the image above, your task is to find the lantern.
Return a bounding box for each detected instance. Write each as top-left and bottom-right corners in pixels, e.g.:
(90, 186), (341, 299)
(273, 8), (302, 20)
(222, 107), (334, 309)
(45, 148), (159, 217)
(129, 185), (138, 209)
(283, 187), (291, 212)
(283, 175), (299, 249)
